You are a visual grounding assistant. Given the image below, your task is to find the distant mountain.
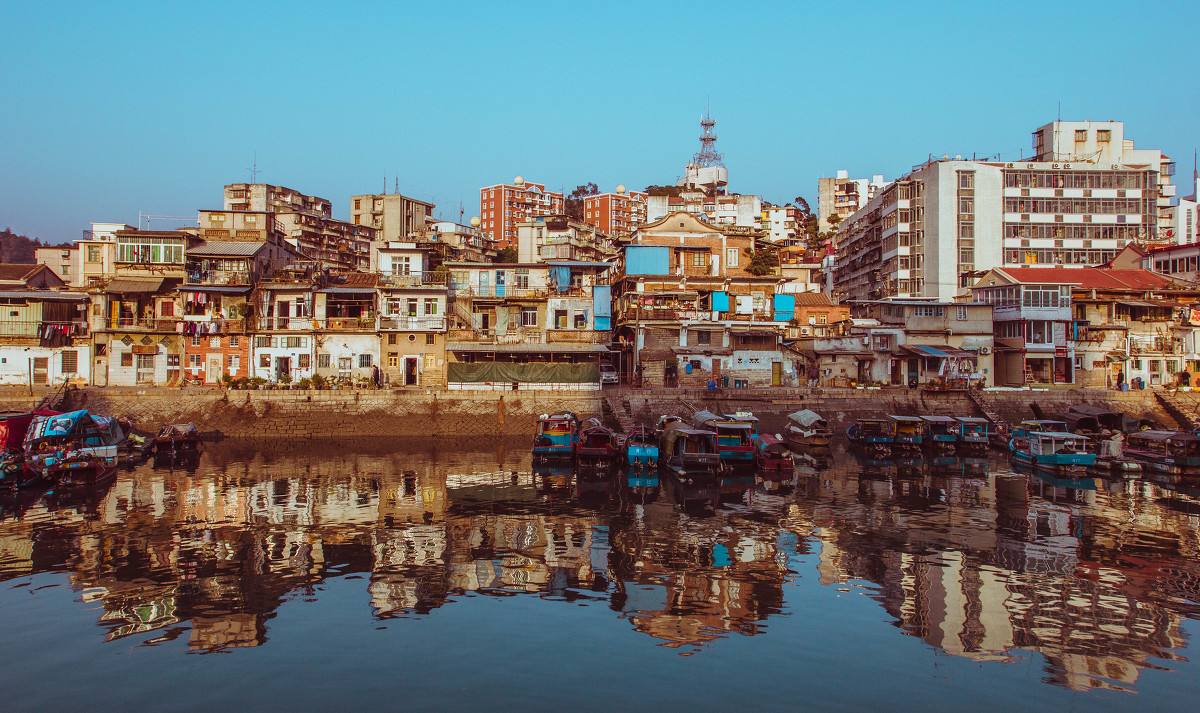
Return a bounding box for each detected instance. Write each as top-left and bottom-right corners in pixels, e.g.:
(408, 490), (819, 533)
(0, 228), (70, 263)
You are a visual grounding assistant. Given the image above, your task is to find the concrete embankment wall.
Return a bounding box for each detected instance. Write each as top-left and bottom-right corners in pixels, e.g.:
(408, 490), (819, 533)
(1, 386), (601, 439)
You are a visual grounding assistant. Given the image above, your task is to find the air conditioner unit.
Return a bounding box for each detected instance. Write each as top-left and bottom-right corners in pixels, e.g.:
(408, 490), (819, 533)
(979, 346), (991, 355)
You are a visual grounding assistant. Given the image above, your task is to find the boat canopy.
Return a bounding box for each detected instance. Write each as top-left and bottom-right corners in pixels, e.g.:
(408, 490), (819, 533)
(919, 416), (957, 424)
(1129, 430), (1199, 443)
(788, 410), (827, 428)
(888, 415), (923, 423)
(1018, 419), (1067, 430)
(1029, 431), (1090, 441)
(955, 417), (989, 424)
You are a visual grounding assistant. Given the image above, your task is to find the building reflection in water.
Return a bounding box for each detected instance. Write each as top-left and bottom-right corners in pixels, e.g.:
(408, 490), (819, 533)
(0, 441), (1198, 692)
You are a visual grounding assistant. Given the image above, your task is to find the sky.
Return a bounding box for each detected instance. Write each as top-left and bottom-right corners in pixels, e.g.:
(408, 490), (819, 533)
(1, 0), (1197, 241)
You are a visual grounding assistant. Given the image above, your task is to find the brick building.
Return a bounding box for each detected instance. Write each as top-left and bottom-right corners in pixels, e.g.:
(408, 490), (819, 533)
(583, 188), (647, 238)
(478, 178), (565, 249)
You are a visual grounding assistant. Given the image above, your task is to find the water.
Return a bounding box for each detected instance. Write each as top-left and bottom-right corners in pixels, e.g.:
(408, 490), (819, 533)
(1, 440), (1198, 712)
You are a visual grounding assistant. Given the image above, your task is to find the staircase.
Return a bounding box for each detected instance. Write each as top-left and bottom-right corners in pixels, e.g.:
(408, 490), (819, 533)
(1155, 392), (1199, 430)
(966, 388), (1008, 432)
(450, 295), (474, 330)
(605, 395), (637, 433)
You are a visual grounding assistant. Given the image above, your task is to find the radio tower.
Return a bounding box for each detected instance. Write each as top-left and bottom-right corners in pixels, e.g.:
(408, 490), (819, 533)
(692, 112), (724, 168)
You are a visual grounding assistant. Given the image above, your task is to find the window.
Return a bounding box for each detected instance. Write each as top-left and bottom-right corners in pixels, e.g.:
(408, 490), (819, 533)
(388, 333), (397, 345)
(358, 354), (373, 368)
(229, 355), (240, 371)
(407, 298), (418, 317)
(229, 336), (239, 347)
(1097, 129), (1111, 143)
(514, 268), (530, 289)
(116, 235), (184, 264)
(388, 353), (399, 368)
(259, 354), (270, 368)
(1074, 129), (1088, 142)
(299, 354), (311, 369)
(956, 306), (968, 321)
(86, 245), (103, 263)
(690, 252), (706, 268)
(696, 331), (711, 345)
(255, 336), (270, 348)
(520, 308), (537, 327)
(573, 311), (587, 329)
(286, 336), (303, 349)
(318, 354), (332, 369)
(425, 334), (434, 345)
(191, 335), (201, 347)
(120, 352), (133, 367)
(61, 350), (78, 375)
(913, 305), (945, 317)
(726, 248), (739, 268)
(424, 299), (439, 315)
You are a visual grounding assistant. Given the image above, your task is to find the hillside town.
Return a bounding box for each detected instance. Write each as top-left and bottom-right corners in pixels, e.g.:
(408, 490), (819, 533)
(4, 116), (1199, 394)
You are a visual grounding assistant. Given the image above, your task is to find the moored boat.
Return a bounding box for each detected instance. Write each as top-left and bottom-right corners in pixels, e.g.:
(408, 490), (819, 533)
(955, 417), (990, 453)
(622, 426), (659, 468)
(847, 418), (895, 454)
(1123, 430), (1200, 475)
(22, 410), (122, 483)
(576, 418), (619, 463)
(919, 416), (958, 451)
(1009, 430), (1096, 474)
(755, 433), (793, 473)
(784, 409), (831, 450)
(889, 415), (924, 449)
(533, 412), (579, 460)
(154, 423), (201, 454)
(658, 420), (720, 481)
(692, 410), (755, 465)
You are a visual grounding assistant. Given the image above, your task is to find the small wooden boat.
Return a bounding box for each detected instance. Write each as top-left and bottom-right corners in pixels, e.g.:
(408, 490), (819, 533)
(954, 417), (990, 453)
(1009, 430), (1096, 474)
(576, 418), (619, 462)
(692, 410), (755, 465)
(0, 409), (60, 486)
(22, 410), (122, 483)
(889, 415), (924, 449)
(1011, 419), (1068, 440)
(622, 426), (659, 468)
(784, 410), (831, 450)
(154, 423), (200, 453)
(658, 421), (720, 480)
(1123, 430), (1200, 475)
(919, 416), (958, 451)
(533, 412), (579, 460)
(755, 433), (793, 473)
(847, 418), (895, 453)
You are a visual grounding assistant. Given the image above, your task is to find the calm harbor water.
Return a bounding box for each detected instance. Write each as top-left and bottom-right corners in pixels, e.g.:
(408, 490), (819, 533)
(1, 440), (1199, 712)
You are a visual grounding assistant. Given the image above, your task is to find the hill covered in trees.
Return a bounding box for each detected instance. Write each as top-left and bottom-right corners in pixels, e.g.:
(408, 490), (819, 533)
(0, 228), (69, 263)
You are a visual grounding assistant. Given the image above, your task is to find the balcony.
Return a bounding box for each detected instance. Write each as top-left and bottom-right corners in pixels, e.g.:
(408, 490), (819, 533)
(378, 315), (446, 331)
(255, 317), (376, 332)
(109, 317), (179, 332)
(547, 329), (610, 344)
(451, 286), (548, 300)
(447, 328), (546, 344)
(185, 271), (251, 286)
(0, 320), (89, 340)
(379, 272), (448, 288)
(180, 318), (248, 334)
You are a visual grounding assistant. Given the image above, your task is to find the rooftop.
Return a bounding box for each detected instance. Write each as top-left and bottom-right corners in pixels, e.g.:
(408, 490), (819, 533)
(997, 267), (1181, 290)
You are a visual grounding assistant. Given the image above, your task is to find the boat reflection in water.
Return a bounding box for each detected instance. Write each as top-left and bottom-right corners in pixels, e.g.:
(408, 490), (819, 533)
(1, 439), (1199, 698)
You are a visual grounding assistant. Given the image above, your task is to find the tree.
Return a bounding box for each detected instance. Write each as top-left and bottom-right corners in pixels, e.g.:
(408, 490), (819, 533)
(746, 246), (780, 276)
(495, 246), (518, 263)
(564, 182), (599, 220)
(792, 196), (811, 215)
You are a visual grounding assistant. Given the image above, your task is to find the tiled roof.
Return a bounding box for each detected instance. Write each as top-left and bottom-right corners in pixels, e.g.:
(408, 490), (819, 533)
(187, 241), (265, 257)
(329, 272), (379, 287)
(792, 292), (839, 307)
(0, 264), (40, 281)
(999, 267), (1178, 290)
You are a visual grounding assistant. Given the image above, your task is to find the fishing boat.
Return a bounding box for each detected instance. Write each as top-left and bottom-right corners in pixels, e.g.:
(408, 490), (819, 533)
(755, 433), (793, 473)
(1009, 430), (1096, 474)
(22, 410), (123, 482)
(889, 415), (924, 449)
(723, 411), (760, 441)
(654, 415), (682, 437)
(658, 421), (720, 481)
(1011, 419), (1068, 439)
(0, 409), (60, 485)
(576, 418), (619, 463)
(847, 418), (895, 453)
(532, 412), (579, 460)
(622, 426), (658, 468)
(1123, 430), (1200, 475)
(692, 410), (755, 465)
(154, 423), (201, 454)
(954, 417), (990, 453)
(784, 409), (831, 450)
(919, 416), (958, 451)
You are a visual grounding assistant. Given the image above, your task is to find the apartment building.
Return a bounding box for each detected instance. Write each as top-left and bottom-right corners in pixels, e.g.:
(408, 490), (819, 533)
(0, 271), (88, 386)
(759, 204), (802, 244)
(33, 222), (132, 288)
(478, 178), (565, 249)
(834, 120), (1170, 303)
(516, 215), (616, 263)
(224, 183), (331, 216)
(582, 187), (647, 238)
(646, 191), (762, 228)
(408, 221), (496, 265)
(970, 269), (1077, 386)
(350, 192), (435, 242)
(817, 170), (887, 232)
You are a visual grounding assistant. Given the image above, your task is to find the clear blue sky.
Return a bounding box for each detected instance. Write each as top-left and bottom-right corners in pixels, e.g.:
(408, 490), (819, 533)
(2, 0), (1197, 241)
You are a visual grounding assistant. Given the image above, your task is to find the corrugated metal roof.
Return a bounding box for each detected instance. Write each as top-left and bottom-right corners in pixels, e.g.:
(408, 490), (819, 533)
(0, 290), (88, 301)
(179, 284), (251, 294)
(447, 343), (608, 354)
(186, 241), (265, 257)
(104, 278), (165, 294)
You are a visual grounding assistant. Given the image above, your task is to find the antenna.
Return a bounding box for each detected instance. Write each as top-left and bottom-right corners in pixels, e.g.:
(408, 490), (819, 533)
(248, 152), (259, 183)
(394, 176), (399, 194)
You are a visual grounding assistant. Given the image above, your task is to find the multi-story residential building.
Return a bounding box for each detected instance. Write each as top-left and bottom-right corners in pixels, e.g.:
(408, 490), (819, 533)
(444, 260), (611, 389)
(646, 191), (762, 228)
(478, 178), (565, 249)
(88, 230), (191, 386)
(778, 246), (825, 293)
(795, 300), (993, 388)
(273, 212), (375, 272)
(405, 220), (496, 266)
(1146, 242), (1200, 282)
(350, 192), (435, 242)
(34, 246), (74, 284)
(583, 187), (647, 238)
(613, 211), (795, 387)
(223, 183), (331, 216)
(198, 210), (281, 244)
(34, 222), (132, 288)
(0, 288), (90, 386)
(972, 265), (1200, 387)
(817, 170), (887, 232)
(178, 240), (300, 384)
(758, 204), (802, 245)
(1170, 172), (1199, 245)
(835, 120), (1170, 303)
(516, 215), (616, 263)
(378, 271), (448, 387)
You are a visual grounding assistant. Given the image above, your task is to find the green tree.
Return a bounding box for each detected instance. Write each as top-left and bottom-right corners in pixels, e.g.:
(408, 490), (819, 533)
(495, 246), (518, 263)
(746, 246), (780, 276)
(564, 182), (599, 220)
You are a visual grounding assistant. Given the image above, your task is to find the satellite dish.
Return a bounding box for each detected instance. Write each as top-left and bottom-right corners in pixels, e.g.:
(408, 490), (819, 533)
(469, 216), (481, 228)
(514, 176), (525, 186)
(616, 184), (626, 194)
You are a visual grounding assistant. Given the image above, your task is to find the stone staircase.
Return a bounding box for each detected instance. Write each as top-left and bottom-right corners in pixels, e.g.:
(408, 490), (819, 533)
(966, 389), (1009, 431)
(604, 396), (637, 433)
(1155, 392), (1199, 429)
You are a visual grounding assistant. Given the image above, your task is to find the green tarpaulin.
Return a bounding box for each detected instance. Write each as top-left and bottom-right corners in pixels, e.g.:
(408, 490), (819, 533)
(448, 362), (599, 384)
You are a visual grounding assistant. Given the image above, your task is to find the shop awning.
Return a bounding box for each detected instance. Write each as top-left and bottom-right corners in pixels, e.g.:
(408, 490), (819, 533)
(180, 284), (251, 294)
(320, 287), (377, 295)
(900, 344), (977, 359)
(447, 343), (609, 354)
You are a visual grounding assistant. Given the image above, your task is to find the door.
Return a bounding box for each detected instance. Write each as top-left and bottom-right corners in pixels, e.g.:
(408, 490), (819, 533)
(906, 358), (919, 386)
(276, 300), (290, 329)
(477, 271), (490, 297)
(275, 356), (291, 381)
(404, 356), (419, 386)
(711, 359), (721, 386)
(136, 354), (156, 385)
(495, 270), (506, 298)
(771, 361), (782, 386)
(205, 354), (223, 384)
(32, 357), (49, 385)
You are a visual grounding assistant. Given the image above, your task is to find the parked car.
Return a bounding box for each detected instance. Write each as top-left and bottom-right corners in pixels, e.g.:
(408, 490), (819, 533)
(600, 363), (619, 385)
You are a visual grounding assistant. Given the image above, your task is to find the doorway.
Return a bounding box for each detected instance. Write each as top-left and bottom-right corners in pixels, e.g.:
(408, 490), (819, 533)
(205, 354), (223, 384)
(403, 356), (419, 386)
(32, 357), (49, 385)
(135, 354), (156, 385)
(771, 361), (782, 386)
(906, 358), (919, 386)
(274, 356), (291, 382)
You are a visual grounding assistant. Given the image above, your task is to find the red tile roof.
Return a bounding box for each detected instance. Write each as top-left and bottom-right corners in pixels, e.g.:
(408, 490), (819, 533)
(0, 263), (41, 281)
(999, 267), (1177, 290)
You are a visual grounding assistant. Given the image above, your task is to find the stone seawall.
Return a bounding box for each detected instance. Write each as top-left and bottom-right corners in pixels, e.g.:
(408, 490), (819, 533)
(0, 385), (1185, 440)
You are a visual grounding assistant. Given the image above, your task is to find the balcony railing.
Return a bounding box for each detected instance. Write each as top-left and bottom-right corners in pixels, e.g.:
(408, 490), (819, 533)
(0, 320), (89, 339)
(180, 318), (247, 334)
(110, 317), (179, 331)
(449, 286), (548, 299)
(185, 271), (251, 286)
(546, 329), (610, 344)
(378, 315), (446, 331)
(379, 272), (448, 288)
(447, 328), (546, 344)
(255, 317), (376, 331)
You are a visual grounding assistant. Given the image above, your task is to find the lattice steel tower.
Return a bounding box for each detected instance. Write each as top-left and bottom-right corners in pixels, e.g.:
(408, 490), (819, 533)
(692, 112), (724, 168)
